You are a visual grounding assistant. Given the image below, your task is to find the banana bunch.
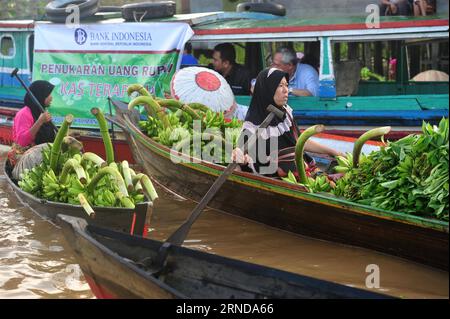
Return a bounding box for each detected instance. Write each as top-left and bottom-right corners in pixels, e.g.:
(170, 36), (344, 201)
(282, 170), (334, 193)
(42, 169), (65, 201)
(334, 153), (354, 173)
(224, 117), (241, 129)
(203, 110), (225, 129)
(67, 174), (86, 205)
(156, 127), (173, 146)
(139, 116), (162, 138)
(167, 112), (180, 128)
(282, 171), (299, 185)
(308, 174), (333, 193)
(91, 187), (117, 207)
(18, 166), (43, 195)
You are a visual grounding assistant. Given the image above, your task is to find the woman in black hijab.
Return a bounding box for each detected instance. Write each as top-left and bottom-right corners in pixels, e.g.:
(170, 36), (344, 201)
(23, 80), (56, 145)
(12, 80), (55, 148)
(233, 67), (342, 176)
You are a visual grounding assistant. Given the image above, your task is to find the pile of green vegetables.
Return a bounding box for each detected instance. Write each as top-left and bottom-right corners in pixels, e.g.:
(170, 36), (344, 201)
(18, 109), (158, 216)
(334, 118), (448, 221)
(128, 84), (241, 163)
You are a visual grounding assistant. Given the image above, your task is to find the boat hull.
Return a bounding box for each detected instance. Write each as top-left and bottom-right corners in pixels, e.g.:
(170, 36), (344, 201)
(57, 214), (392, 299)
(114, 108), (449, 270)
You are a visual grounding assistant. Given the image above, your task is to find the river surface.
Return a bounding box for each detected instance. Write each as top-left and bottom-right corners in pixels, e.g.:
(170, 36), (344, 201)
(0, 148), (448, 299)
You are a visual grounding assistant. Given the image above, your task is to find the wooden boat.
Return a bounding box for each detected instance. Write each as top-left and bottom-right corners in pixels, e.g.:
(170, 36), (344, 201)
(57, 214), (393, 299)
(112, 101), (449, 271)
(3, 162), (151, 236)
(1, 14), (448, 142)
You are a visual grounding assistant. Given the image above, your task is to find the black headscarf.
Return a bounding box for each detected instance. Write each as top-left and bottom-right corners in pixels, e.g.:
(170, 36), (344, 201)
(245, 68), (289, 126)
(244, 68), (296, 147)
(23, 80), (56, 145)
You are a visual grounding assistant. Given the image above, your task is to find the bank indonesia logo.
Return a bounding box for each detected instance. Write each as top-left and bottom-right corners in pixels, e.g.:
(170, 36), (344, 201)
(74, 28), (87, 45)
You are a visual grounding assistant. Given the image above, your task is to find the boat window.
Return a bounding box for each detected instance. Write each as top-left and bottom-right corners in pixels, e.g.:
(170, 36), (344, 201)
(332, 38), (449, 96)
(0, 35), (15, 58)
(405, 38), (449, 81)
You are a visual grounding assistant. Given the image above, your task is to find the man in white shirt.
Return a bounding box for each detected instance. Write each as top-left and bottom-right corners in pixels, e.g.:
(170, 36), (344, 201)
(271, 47), (319, 97)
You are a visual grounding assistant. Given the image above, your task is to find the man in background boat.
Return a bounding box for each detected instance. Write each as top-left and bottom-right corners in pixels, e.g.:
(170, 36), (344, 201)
(271, 47), (319, 97)
(212, 43), (252, 96)
(181, 42), (198, 66)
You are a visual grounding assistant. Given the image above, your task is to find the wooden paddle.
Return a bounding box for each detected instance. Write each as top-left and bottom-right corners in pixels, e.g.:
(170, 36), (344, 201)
(151, 104), (285, 275)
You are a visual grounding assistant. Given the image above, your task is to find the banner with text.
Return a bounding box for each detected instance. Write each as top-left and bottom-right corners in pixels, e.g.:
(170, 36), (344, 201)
(34, 22), (194, 128)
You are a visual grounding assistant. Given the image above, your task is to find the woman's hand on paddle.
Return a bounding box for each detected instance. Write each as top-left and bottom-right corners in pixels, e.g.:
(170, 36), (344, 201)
(38, 111), (52, 125)
(231, 148), (251, 165)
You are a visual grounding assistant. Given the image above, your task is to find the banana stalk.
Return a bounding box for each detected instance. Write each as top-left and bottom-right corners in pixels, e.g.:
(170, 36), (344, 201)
(91, 108), (114, 165)
(78, 193), (95, 218)
(157, 99), (201, 120)
(82, 152), (107, 168)
(295, 125), (325, 185)
(127, 84), (150, 97)
(50, 114), (74, 172)
(132, 173), (158, 202)
(121, 161), (133, 192)
(115, 191), (135, 209)
(188, 102), (209, 113)
(129, 168), (144, 194)
(128, 95), (171, 129)
(352, 127), (391, 168)
(59, 158), (87, 185)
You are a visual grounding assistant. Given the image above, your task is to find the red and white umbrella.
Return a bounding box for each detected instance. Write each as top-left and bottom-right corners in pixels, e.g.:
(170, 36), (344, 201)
(170, 67), (236, 116)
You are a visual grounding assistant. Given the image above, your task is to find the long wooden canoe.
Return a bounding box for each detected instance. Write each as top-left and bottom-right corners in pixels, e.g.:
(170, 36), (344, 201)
(57, 214), (392, 299)
(112, 101), (449, 270)
(4, 162), (151, 236)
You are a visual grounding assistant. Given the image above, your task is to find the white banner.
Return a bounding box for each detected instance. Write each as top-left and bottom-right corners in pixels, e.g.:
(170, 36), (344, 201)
(35, 22), (194, 53)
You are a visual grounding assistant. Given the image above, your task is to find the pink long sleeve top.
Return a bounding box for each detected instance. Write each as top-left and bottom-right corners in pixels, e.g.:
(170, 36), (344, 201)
(12, 106), (35, 147)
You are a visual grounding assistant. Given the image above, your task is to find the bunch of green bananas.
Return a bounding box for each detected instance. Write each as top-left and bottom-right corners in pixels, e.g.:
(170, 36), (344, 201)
(18, 165), (44, 195)
(224, 117), (241, 129)
(67, 174), (86, 205)
(308, 174), (333, 193)
(167, 112), (180, 128)
(334, 153), (354, 173)
(139, 116), (162, 138)
(203, 110), (225, 129)
(282, 170), (333, 193)
(91, 187), (117, 207)
(42, 169), (65, 201)
(156, 127), (173, 146)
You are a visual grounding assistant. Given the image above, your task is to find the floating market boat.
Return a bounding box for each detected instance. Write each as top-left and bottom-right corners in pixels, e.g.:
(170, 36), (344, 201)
(112, 99), (449, 271)
(3, 162), (152, 236)
(57, 214), (393, 299)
